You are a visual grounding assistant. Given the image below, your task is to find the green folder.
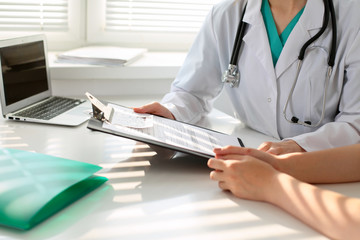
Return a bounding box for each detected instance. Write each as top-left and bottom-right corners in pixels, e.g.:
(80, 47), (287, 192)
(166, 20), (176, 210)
(0, 148), (108, 230)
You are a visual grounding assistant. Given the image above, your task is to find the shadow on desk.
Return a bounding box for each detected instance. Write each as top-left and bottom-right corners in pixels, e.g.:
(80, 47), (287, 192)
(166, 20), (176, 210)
(81, 142), (324, 240)
(99, 142), (212, 204)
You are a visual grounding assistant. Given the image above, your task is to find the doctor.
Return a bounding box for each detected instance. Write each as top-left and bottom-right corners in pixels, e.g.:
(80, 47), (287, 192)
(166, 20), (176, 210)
(134, 0), (360, 154)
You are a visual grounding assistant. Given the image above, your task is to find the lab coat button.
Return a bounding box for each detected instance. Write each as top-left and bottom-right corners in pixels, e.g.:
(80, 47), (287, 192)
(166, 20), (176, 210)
(267, 98), (272, 102)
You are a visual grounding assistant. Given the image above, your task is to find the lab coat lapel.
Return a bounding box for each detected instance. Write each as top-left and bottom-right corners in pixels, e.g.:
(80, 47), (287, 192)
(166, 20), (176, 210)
(242, 0), (275, 80)
(274, 0), (325, 78)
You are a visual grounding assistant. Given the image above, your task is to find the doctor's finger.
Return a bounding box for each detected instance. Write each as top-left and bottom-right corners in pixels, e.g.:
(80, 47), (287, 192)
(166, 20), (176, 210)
(133, 102), (163, 113)
(133, 102), (175, 119)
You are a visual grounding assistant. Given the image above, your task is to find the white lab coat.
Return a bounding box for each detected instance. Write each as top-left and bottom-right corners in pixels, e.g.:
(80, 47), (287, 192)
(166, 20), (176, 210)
(161, 0), (360, 151)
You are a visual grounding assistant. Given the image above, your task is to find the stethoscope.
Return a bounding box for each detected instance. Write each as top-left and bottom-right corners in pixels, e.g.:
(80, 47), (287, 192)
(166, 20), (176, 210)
(222, 0), (337, 127)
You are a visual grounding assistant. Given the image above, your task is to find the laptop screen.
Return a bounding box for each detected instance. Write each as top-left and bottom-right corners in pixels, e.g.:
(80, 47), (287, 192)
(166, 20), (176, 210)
(0, 40), (49, 106)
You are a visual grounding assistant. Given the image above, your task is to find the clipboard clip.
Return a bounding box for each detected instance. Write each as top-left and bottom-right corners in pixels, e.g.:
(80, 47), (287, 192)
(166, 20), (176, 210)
(85, 92), (114, 123)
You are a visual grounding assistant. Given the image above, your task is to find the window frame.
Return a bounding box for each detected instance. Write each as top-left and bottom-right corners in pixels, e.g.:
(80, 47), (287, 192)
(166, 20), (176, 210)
(0, 0), (86, 51)
(0, 0), (216, 51)
(86, 0), (206, 51)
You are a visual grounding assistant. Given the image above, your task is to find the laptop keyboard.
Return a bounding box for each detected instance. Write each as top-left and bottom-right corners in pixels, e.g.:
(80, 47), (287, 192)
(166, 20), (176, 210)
(16, 97), (85, 120)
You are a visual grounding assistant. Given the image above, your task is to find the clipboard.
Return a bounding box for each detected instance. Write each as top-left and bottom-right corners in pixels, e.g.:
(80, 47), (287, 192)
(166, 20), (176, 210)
(85, 93), (244, 159)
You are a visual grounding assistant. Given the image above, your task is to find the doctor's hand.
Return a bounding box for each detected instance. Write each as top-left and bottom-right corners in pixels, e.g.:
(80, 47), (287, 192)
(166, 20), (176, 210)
(208, 151), (279, 201)
(258, 140), (305, 155)
(133, 102), (175, 120)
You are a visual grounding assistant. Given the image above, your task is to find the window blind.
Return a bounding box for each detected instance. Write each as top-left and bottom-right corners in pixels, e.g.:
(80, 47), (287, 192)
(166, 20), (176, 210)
(0, 0), (68, 31)
(106, 0), (221, 33)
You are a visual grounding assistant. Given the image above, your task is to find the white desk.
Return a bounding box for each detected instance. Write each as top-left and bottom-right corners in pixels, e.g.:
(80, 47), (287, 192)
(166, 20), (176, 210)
(0, 105), (358, 240)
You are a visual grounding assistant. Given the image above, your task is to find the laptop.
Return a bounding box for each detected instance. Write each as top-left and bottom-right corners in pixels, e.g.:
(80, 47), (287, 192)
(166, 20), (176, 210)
(0, 35), (91, 126)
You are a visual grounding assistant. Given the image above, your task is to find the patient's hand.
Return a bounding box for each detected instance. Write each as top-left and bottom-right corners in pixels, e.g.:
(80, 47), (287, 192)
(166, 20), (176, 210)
(208, 154), (278, 201)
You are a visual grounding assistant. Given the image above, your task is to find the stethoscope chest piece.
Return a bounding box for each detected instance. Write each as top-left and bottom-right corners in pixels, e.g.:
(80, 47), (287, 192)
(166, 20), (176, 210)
(222, 64), (240, 88)
(222, 0), (337, 127)
(222, 3), (248, 89)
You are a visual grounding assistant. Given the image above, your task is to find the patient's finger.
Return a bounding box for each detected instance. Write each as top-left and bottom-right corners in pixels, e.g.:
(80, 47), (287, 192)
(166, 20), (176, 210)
(208, 158), (226, 171)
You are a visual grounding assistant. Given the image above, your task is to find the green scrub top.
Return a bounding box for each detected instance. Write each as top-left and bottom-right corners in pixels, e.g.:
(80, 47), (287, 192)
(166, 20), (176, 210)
(261, 0), (305, 66)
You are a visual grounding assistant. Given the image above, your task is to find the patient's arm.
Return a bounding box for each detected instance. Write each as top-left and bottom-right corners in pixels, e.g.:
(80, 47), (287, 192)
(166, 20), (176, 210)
(208, 149), (360, 240)
(212, 144), (360, 183)
(268, 170), (360, 240)
(275, 144), (360, 183)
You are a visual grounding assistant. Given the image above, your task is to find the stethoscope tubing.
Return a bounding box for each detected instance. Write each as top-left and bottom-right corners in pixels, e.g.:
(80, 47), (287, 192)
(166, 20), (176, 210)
(225, 0), (337, 128)
(230, 3), (248, 65)
(283, 0), (337, 127)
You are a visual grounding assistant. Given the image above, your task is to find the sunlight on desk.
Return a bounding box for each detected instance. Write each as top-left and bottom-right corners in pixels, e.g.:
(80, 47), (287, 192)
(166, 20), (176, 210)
(82, 199), (311, 240)
(120, 144), (151, 150)
(79, 201), (275, 240)
(0, 130), (15, 134)
(111, 181), (142, 191)
(0, 143), (29, 148)
(44, 138), (64, 155)
(113, 193), (142, 203)
(103, 138), (137, 153)
(0, 125), (14, 134)
(99, 161), (151, 169)
(99, 170), (145, 180)
(0, 137), (21, 140)
(158, 198), (240, 213)
(101, 137), (157, 161)
(0, 125), (28, 148)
